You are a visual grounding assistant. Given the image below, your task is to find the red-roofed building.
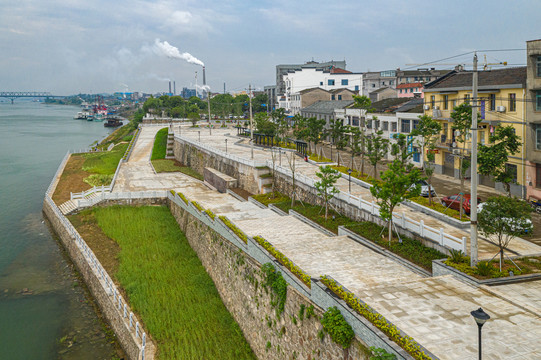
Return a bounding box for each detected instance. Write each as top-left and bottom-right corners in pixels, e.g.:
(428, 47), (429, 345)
(397, 82), (424, 98)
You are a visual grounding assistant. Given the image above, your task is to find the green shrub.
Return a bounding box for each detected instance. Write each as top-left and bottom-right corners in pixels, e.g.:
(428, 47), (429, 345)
(448, 249), (468, 263)
(309, 154), (332, 163)
(370, 347), (397, 360)
(177, 191), (189, 205)
(320, 307), (354, 349)
(261, 263), (287, 317)
(475, 261), (494, 276)
(251, 192), (290, 206)
(204, 209), (216, 220)
(83, 174), (113, 187)
(191, 201), (204, 212)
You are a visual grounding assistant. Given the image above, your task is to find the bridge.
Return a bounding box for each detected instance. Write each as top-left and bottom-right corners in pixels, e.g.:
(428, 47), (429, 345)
(0, 92), (65, 104)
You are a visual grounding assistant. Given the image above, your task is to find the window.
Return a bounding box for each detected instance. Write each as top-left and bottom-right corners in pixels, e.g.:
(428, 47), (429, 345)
(401, 119), (411, 133)
(355, 85), (359, 91)
(372, 83), (376, 88)
(338, 95), (342, 100)
(431, 95), (435, 108)
(410, 88), (414, 93)
(489, 94), (496, 111)
(413, 148), (420, 162)
(382, 81), (386, 86)
(536, 91), (541, 111)
(452, 99), (457, 109)
(391, 122), (397, 132)
(414, 77), (419, 81)
(426, 77), (430, 81)
(341, 79), (348, 85)
(443, 95), (449, 110)
(537, 56), (541, 77)
(464, 94), (470, 104)
(443, 123), (449, 138)
(479, 131), (485, 145)
(331, 95), (335, 100)
(505, 163), (517, 183)
(389, 80), (394, 85)
(366, 119), (372, 129)
(320, 81), (323, 86)
(536, 164), (541, 188)
(412, 119), (420, 130)
(382, 121), (389, 131)
(535, 125), (541, 150)
(509, 93), (516, 112)
(400, 89), (403, 94)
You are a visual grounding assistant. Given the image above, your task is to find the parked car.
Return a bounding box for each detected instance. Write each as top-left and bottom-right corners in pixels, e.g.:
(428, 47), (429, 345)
(441, 194), (481, 214)
(412, 180), (436, 198)
(477, 202), (533, 233)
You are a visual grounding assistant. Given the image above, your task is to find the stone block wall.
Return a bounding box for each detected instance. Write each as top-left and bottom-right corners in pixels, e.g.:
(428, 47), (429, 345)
(169, 200), (371, 360)
(174, 141), (260, 194)
(43, 199), (152, 360)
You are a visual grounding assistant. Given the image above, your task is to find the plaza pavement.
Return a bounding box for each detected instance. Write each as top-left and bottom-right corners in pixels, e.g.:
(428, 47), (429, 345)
(112, 125), (541, 359)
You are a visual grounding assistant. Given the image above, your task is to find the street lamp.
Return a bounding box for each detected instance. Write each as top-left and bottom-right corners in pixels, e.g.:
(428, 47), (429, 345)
(347, 168), (352, 193)
(225, 139), (228, 153)
(471, 308), (490, 360)
(198, 131), (200, 142)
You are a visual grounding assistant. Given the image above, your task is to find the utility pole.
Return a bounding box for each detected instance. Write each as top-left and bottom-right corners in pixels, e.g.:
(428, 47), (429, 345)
(207, 89), (212, 135)
(470, 53), (479, 267)
(249, 84), (254, 159)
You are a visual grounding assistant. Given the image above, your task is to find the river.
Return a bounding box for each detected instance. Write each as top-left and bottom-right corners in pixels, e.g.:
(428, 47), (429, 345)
(0, 101), (121, 359)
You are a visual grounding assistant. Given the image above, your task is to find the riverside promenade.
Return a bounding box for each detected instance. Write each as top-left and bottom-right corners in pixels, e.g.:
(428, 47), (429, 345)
(113, 124), (541, 359)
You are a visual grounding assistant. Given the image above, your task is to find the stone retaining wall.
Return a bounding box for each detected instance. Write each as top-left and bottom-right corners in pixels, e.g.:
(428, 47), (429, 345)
(169, 199), (372, 360)
(43, 199), (153, 360)
(174, 141), (260, 194)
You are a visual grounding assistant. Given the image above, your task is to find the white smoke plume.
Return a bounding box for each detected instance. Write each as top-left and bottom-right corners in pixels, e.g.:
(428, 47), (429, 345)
(196, 84), (210, 92)
(153, 39), (204, 67)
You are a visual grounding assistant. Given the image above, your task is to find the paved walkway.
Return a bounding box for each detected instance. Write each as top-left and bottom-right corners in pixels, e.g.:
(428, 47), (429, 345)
(113, 125), (541, 359)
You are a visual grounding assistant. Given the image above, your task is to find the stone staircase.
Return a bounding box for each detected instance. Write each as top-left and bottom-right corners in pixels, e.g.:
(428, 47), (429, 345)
(166, 131), (175, 159)
(58, 192), (104, 215)
(254, 166), (273, 194)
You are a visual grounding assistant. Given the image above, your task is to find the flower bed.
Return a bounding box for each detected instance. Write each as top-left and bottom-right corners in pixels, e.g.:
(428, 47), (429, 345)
(218, 216), (248, 244)
(443, 252), (541, 279)
(320, 276), (432, 360)
(254, 236), (311, 288)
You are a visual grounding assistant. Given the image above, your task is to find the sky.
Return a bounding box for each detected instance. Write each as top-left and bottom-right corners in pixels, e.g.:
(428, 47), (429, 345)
(1, 0), (540, 95)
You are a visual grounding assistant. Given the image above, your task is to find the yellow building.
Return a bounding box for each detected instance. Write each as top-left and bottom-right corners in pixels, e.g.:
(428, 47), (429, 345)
(423, 67), (527, 197)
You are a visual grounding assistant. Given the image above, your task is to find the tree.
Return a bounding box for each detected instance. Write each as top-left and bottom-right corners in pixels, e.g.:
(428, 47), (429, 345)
(366, 129), (389, 179)
(252, 93), (269, 113)
(188, 112), (200, 127)
(254, 112), (277, 136)
(293, 115), (309, 143)
(327, 119), (348, 150)
(370, 159), (423, 245)
(352, 95), (374, 174)
(411, 114), (442, 205)
(478, 196), (532, 271)
(306, 117), (326, 155)
(451, 103), (475, 219)
(272, 108), (288, 141)
(478, 126), (521, 197)
(285, 151), (298, 208)
(314, 166), (341, 219)
(349, 126), (367, 174)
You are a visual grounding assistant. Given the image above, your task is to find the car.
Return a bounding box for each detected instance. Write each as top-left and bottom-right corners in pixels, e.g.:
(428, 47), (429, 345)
(412, 180), (436, 198)
(440, 194), (481, 214)
(477, 202), (533, 233)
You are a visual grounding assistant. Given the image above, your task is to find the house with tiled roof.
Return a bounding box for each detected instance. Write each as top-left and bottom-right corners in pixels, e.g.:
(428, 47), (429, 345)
(397, 82), (424, 98)
(423, 65), (528, 197)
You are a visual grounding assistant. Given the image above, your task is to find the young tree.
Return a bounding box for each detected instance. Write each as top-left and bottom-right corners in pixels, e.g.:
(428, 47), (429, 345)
(411, 114), (442, 205)
(366, 129), (389, 179)
(271, 108), (288, 141)
(352, 95), (374, 173)
(254, 112), (277, 136)
(370, 159), (423, 245)
(327, 119), (348, 150)
(451, 103), (475, 219)
(478, 126), (521, 197)
(349, 126), (367, 175)
(314, 165), (342, 219)
(285, 151), (298, 208)
(306, 117), (326, 155)
(188, 112), (200, 127)
(478, 196), (532, 271)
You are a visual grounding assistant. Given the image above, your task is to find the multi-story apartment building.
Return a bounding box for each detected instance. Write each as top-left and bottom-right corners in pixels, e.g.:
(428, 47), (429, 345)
(423, 67), (527, 197)
(289, 88), (356, 115)
(275, 60), (346, 96)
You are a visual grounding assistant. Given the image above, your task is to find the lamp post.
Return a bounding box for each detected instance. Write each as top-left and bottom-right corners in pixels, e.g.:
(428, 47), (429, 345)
(347, 168), (352, 193)
(471, 307), (490, 360)
(225, 139), (228, 153)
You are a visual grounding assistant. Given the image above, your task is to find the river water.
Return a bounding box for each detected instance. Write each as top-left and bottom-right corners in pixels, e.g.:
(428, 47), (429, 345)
(0, 101), (120, 359)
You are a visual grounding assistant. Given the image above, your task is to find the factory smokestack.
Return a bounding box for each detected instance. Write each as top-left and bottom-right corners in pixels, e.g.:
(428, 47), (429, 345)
(203, 66), (206, 86)
(169, 81), (172, 94)
(173, 81), (176, 95)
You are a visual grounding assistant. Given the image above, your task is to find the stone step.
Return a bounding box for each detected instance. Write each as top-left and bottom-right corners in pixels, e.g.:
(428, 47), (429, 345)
(59, 200), (77, 215)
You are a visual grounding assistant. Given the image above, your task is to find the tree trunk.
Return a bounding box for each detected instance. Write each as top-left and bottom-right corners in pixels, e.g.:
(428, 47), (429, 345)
(499, 249), (504, 272)
(361, 153), (365, 175)
(428, 179), (433, 206)
(388, 219), (393, 246)
(325, 195), (329, 219)
(374, 164), (378, 180)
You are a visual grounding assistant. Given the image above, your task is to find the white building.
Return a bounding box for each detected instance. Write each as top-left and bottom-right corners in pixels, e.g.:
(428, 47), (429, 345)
(279, 67), (362, 114)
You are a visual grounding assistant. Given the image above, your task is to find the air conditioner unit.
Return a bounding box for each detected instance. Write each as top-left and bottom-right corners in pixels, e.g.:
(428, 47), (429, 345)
(496, 106), (506, 112)
(452, 149), (461, 155)
(433, 106), (440, 110)
(423, 105), (430, 110)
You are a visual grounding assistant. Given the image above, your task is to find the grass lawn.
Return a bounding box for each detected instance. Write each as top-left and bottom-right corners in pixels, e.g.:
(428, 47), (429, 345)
(151, 159), (204, 180)
(81, 143), (128, 175)
(74, 206), (255, 360)
(151, 127), (168, 160)
(251, 192), (290, 206)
